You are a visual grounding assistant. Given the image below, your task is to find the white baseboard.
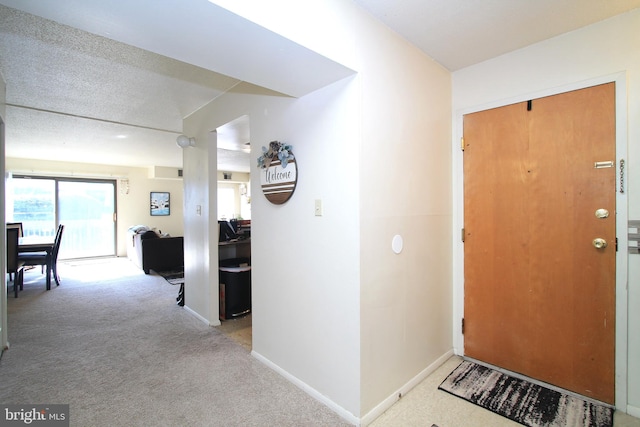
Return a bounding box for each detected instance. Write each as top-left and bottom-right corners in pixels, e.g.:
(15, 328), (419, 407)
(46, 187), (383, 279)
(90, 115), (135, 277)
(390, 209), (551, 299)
(251, 350), (360, 426)
(627, 404), (640, 418)
(251, 348), (455, 427)
(359, 349), (455, 426)
(182, 305), (210, 325)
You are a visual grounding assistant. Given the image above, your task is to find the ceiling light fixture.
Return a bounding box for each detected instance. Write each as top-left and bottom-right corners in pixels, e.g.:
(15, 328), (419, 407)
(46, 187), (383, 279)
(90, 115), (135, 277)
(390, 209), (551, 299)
(176, 135), (196, 148)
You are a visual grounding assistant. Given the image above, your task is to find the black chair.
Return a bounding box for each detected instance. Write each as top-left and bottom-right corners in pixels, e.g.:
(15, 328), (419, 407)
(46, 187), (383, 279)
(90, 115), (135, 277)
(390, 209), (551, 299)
(18, 224), (64, 291)
(6, 223), (23, 280)
(6, 227), (24, 297)
(6, 222), (24, 237)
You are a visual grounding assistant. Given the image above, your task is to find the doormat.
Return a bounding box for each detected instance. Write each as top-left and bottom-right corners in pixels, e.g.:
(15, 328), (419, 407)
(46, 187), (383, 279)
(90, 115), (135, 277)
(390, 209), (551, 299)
(155, 269), (184, 285)
(438, 360), (613, 427)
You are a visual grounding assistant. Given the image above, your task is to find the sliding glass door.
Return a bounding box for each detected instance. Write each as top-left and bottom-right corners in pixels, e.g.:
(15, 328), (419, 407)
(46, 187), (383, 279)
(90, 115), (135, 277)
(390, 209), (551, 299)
(6, 176), (116, 259)
(58, 180), (116, 258)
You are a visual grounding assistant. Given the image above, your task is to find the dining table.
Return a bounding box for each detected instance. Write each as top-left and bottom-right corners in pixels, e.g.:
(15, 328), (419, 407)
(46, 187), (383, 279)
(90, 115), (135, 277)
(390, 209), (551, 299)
(18, 235), (55, 252)
(18, 236), (55, 289)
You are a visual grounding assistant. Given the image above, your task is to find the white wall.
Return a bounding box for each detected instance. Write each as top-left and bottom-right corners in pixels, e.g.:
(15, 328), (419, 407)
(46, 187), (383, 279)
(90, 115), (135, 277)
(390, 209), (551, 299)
(5, 158), (184, 256)
(452, 10), (640, 415)
(183, 79), (362, 419)
(353, 9), (453, 421)
(181, 129), (217, 325)
(187, 1), (453, 423)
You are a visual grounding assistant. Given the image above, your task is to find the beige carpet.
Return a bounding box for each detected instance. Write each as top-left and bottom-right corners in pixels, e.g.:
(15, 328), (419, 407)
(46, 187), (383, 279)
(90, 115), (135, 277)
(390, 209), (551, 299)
(0, 258), (349, 426)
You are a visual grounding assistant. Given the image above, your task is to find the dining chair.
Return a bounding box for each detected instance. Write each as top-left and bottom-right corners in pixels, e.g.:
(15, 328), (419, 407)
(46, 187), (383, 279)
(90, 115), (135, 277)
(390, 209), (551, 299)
(6, 222), (24, 237)
(6, 227), (25, 297)
(18, 224), (64, 291)
(6, 222), (23, 280)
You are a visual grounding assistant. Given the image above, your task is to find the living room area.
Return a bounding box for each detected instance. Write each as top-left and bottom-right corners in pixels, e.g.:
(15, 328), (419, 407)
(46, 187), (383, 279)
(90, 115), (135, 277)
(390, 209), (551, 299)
(5, 153), (252, 327)
(5, 157), (187, 259)
(5, 153), (254, 348)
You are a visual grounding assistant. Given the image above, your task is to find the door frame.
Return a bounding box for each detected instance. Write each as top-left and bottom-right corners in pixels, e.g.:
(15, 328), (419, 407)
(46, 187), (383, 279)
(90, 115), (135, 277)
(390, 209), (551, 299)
(452, 72), (629, 410)
(1, 115), (7, 352)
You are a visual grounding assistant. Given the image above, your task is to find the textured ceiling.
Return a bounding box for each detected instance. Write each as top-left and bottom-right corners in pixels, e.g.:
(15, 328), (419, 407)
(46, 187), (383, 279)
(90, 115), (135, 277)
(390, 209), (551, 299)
(2, 0), (639, 172)
(0, 0), (353, 172)
(0, 4), (243, 170)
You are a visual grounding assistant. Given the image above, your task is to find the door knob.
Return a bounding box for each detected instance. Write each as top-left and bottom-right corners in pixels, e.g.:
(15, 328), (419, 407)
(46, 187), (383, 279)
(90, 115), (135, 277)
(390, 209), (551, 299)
(593, 238), (607, 249)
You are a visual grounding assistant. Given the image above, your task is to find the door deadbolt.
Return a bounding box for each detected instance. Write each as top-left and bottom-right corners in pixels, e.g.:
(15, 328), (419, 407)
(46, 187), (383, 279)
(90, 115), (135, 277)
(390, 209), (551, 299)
(595, 208), (609, 219)
(593, 238), (607, 249)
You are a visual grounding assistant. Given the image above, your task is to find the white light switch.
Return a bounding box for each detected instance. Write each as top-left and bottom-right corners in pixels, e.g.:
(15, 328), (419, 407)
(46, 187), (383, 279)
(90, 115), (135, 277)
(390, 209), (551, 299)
(314, 199), (323, 216)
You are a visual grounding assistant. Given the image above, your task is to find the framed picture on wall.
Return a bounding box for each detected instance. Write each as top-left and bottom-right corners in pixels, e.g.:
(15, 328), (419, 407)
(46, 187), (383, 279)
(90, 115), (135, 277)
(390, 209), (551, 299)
(150, 192), (170, 216)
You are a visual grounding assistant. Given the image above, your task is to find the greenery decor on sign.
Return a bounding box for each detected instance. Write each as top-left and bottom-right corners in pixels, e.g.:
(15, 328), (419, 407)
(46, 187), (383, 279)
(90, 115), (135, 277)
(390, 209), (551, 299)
(257, 141), (294, 169)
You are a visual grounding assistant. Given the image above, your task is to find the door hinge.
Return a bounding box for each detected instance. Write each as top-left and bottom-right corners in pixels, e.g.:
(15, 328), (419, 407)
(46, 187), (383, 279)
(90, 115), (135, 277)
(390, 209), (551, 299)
(461, 137), (465, 151)
(461, 228), (465, 242)
(616, 237), (618, 252)
(461, 318), (465, 334)
(527, 100), (532, 111)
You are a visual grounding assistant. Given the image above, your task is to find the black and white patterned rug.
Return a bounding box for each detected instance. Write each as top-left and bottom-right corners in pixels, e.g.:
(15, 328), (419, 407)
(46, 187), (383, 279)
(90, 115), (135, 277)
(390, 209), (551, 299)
(438, 360), (613, 427)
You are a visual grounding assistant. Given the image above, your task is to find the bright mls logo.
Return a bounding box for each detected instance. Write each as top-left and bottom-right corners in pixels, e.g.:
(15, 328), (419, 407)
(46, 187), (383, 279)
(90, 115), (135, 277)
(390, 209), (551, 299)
(1, 405), (69, 426)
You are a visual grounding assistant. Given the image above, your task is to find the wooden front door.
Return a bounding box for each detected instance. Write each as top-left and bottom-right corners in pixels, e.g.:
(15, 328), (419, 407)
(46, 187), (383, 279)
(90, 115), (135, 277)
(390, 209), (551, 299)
(463, 83), (616, 404)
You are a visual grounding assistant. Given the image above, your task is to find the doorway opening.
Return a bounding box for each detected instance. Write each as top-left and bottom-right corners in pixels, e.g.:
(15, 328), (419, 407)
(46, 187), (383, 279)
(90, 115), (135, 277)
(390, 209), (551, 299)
(214, 115), (252, 350)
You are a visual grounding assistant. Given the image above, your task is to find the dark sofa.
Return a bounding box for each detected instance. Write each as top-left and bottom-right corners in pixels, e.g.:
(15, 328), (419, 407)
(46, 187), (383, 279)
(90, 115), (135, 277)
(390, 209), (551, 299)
(127, 229), (184, 274)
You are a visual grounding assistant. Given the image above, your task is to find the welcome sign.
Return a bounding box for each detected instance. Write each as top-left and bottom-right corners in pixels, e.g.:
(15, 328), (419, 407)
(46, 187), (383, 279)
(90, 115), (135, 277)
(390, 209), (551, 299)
(260, 159), (297, 205)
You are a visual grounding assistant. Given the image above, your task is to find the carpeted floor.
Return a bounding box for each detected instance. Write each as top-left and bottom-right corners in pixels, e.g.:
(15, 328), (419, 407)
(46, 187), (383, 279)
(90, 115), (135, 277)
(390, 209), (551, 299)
(154, 267), (253, 350)
(0, 258), (349, 426)
(5, 258), (640, 427)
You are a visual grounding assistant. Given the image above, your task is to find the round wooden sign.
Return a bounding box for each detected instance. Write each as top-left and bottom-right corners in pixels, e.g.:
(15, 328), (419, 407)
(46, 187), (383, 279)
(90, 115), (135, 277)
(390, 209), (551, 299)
(260, 158), (298, 204)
